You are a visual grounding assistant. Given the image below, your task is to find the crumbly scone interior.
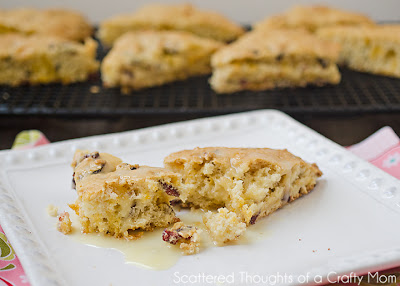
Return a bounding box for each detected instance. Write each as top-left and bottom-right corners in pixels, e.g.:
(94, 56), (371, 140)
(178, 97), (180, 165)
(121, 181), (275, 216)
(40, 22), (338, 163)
(165, 155), (320, 225)
(70, 151), (179, 238)
(162, 222), (202, 255)
(203, 208), (246, 245)
(71, 172), (177, 237)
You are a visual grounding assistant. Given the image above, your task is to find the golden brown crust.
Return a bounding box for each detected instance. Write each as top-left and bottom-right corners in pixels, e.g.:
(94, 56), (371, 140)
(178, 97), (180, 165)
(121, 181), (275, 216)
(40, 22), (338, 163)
(106, 30), (223, 58)
(101, 31), (223, 91)
(165, 147), (322, 177)
(254, 5), (374, 32)
(0, 8), (92, 41)
(211, 29), (340, 67)
(73, 152), (180, 198)
(0, 34), (96, 59)
(98, 3), (244, 45)
(317, 24), (400, 44)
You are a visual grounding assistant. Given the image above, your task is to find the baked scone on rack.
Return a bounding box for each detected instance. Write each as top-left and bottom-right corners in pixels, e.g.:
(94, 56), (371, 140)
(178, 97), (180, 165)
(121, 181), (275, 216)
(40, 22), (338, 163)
(70, 150), (181, 239)
(254, 5), (374, 33)
(101, 31), (223, 93)
(209, 29), (341, 93)
(0, 8), (92, 42)
(317, 25), (400, 78)
(164, 147), (322, 225)
(98, 3), (244, 45)
(0, 34), (99, 86)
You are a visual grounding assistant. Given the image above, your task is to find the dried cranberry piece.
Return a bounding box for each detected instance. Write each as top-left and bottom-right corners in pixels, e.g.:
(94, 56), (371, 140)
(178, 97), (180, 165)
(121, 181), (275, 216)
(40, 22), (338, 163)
(239, 79), (248, 86)
(250, 213), (259, 225)
(162, 229), (181, 245)
(71, 172), (76, 189)
(84, 152), (99, 159)
(317, 58), (328, 68)
(92, 163), (105, 174)
(170, 199), (181, 206)
(160, 182), (180, 197)
(276, 53), (284, 61)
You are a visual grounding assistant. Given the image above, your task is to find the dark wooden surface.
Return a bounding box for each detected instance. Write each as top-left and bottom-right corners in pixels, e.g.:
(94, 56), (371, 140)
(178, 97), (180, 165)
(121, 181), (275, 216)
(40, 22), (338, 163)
(1, 112), (399, 150)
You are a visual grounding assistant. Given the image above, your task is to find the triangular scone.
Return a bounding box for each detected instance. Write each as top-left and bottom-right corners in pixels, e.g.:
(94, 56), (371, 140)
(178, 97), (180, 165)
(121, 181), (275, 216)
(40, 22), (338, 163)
(210, 29), (341, 93)
(317, 25), (400, 78)
(70, 150), (180, 238)
(254, 5), (374, 33)
(0, 8), (93, 42)
(101, 31), (223, 93)
(98, 3), (244, 45)
(0, 34), (98, 86)
(164, 147), (322, 225)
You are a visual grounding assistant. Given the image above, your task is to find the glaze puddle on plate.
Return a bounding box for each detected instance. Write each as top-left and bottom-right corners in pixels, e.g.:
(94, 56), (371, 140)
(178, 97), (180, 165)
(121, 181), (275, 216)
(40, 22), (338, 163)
(69, 213), (180, 270)
(69, 209), (269, 270)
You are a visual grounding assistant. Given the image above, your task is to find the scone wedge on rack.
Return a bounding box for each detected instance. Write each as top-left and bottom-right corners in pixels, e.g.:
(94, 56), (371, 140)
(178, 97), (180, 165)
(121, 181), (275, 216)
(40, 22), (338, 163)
(70, 150), (181, 239)
(164, 147), (322, 225)
(209, 29), (341, 93)
(317, 25), (400, 78)
(98, 3), (244, 45)
(0, 34), (98, 86)
(101, 31), (223, 93)
(253, 5), (374, 33)
(0, 8), (92, 42)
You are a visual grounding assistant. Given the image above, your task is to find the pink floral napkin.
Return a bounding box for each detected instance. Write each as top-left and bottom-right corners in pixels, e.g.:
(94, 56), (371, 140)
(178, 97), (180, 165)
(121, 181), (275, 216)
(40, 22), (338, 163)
(348, 126), (400, 179)
(1, 127), (399, 286)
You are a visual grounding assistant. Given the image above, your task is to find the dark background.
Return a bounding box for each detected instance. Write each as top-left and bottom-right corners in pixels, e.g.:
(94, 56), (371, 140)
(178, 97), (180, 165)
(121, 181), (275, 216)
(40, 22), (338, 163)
(1, 112), (399, 150)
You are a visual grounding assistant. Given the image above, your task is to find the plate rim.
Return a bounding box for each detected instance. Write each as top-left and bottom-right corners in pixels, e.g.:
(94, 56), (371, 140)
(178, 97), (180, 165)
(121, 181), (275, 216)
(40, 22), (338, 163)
(0, 109), (399, 286)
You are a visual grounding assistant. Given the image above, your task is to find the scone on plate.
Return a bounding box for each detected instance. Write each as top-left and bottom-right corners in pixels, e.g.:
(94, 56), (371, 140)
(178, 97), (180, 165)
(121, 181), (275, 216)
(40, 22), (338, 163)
(209, 30), (341, 93)
(70, 150), (181, 239)
(164, 147), (322, 225)
(98, 3), (244, 45)
(0, 34), (99, 86)
(101, 31), (223, 93)
(0, 8), (92, 42)
(317, 25), (400, 78)
(254, 5), (374, 33)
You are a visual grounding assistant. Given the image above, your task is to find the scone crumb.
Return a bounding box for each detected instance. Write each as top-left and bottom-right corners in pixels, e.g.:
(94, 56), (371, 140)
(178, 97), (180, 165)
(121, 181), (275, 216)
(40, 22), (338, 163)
(57, 212), (72, 235)
(162, 222), (201, 255)
(203, 208), (246, 245)
(90, 85), (101, 94)
(46, 204), (58, 217)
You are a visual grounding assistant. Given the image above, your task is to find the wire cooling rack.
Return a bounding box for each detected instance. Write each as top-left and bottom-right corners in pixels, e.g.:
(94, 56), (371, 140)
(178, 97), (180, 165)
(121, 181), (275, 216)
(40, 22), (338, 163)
(1, 40), (400, 115)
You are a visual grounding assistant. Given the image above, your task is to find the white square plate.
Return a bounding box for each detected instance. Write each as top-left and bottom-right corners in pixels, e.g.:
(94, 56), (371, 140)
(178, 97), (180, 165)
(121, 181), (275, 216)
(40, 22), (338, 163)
(0, 110), (399, 286)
